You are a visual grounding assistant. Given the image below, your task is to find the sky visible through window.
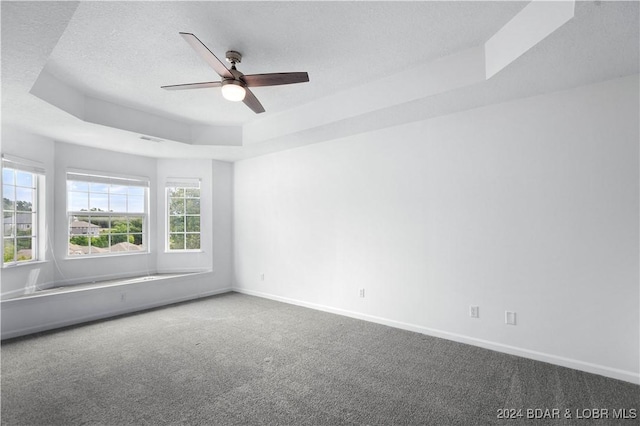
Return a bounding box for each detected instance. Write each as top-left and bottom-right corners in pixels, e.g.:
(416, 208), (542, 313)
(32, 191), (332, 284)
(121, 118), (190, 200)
(67, 181), (145, 213)
(67, 173), (148, 256)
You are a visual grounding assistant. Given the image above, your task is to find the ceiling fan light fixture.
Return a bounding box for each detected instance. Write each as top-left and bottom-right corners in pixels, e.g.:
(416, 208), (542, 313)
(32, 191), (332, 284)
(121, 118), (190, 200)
(162, 33), (308, 113)
(221, 80), (246, 102)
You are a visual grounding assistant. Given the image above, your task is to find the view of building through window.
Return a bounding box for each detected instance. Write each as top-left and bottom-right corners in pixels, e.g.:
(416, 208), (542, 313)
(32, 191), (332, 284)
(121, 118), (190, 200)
(6, 168), (205, 261)
(67, 172), (148, 256)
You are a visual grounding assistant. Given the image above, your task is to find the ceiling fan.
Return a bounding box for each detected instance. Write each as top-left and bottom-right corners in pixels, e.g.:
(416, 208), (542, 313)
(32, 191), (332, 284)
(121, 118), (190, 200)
(161, 32), (309, 114)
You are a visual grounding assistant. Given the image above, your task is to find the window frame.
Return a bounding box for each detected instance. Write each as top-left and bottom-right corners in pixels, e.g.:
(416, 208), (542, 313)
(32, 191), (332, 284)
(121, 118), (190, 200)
(66, 170), (150, 258)
(2, 155), (45, 267)
(165, 179), (201, 252)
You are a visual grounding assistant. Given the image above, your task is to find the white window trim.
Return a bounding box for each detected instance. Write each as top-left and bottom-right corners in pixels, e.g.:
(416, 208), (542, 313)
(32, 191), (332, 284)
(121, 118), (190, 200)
(66, 169), (150, 258)
(2, 155), (45, 267)
(165, 178), (202, 253)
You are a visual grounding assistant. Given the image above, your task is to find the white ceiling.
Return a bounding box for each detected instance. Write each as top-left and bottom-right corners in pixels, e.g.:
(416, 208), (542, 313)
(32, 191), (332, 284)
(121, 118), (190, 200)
(44, 1), (527, 124)
(2, 1), (638, 161)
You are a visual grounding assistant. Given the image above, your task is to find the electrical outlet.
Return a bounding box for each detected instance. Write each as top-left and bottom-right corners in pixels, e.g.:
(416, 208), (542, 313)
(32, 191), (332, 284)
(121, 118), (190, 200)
(469, 305), (479, 318)
(359, 288), (365, 298)
(505, 311), (517, 325)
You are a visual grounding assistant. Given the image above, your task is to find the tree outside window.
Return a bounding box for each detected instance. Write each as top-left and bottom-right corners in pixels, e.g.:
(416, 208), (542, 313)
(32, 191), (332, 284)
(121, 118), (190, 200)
(167, 184), (201, 251)
(67, 172), (148, 256)
(3, 163), (40, 266)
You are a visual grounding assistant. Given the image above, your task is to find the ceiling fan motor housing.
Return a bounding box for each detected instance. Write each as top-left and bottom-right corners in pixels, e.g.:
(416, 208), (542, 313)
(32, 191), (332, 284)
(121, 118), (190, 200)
(225, 50), (242, 64)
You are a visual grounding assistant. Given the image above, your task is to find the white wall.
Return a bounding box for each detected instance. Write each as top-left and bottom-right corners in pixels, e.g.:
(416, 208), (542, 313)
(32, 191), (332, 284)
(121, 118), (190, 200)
(233, 75), (639, 383)
(211, 160), (234, 291)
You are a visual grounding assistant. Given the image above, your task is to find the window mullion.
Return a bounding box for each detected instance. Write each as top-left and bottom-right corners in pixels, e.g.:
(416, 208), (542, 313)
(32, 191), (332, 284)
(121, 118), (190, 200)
(67, 172), (148, 257)
(3, 166), (42, 266)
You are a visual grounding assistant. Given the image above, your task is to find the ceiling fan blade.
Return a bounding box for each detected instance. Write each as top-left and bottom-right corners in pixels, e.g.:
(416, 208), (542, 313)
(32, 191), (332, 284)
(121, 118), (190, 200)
(242, 72), (309, 87)
(243, 88), (265, 114)
(161, 81), (222, 90)
(179, 32), (233, 79)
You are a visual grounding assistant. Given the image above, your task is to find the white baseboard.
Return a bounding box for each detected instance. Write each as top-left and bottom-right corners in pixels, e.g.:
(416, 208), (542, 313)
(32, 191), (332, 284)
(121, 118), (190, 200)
(233, 287), (640, 385)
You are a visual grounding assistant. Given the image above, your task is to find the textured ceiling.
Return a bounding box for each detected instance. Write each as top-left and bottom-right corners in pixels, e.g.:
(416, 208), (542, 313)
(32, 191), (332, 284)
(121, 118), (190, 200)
(1, 1), (638, 161)
(44, 1), (526, 125)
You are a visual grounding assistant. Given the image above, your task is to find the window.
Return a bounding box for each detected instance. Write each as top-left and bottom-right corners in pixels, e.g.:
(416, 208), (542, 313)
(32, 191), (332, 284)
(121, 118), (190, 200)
(67, 171), (148, 256)
(2, 155), (45, 266)
(166, 179), (201, 251)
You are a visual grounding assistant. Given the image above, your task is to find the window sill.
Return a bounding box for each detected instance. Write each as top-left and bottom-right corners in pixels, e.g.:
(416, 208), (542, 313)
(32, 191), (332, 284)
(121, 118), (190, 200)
(164, 250), (204, 254)
(2, 260), (48, 269)
(65, 251), (151, 260)
(2, 271), (212, 301)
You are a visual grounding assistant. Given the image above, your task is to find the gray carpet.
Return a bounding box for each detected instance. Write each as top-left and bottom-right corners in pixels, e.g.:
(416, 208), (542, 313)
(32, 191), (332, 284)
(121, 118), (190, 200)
(1, 292), (638, 425)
